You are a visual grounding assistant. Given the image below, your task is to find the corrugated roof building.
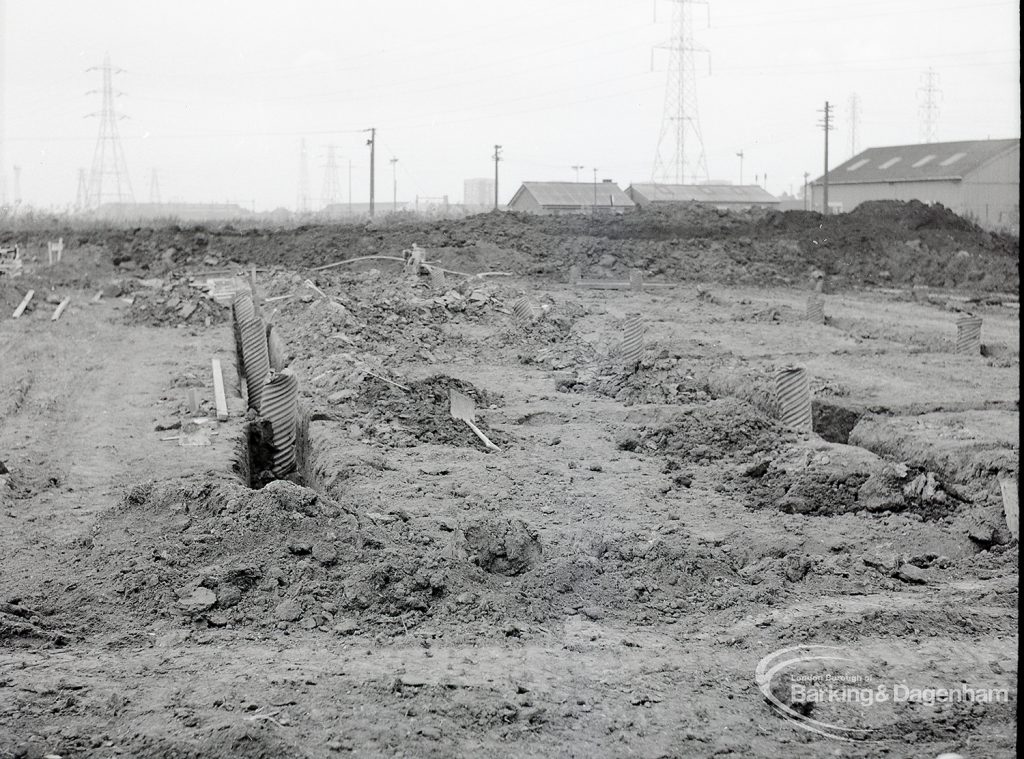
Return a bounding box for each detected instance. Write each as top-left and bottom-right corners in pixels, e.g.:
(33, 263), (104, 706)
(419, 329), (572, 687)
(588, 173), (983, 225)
(507, 181), (635, 215)
(811, 138), (1019, 232)
(627, 183), (779, 209)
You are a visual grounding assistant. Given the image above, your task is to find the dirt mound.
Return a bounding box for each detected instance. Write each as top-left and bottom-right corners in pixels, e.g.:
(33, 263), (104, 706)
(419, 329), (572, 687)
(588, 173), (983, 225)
(9, 198), (1015, 293)
(340, 375), (509, 450)
(630, 398), (797, 464)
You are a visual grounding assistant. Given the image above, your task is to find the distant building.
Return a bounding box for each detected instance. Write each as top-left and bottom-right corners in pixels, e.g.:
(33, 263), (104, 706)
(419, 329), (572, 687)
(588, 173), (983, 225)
(507, 181), (635, 215)
(463, 178), (495, 208)
(94, 202), (252, 222)
(810, 138), (1020, 232)
(627, 183), (779, 210)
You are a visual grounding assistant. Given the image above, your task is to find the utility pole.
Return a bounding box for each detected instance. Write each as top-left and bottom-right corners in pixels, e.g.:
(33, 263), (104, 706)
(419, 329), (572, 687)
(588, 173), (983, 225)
(736, 150), (744, 185)
(492, 144), (501, 210)
(571, 164), (584, 183)
(817, 101), (835, 214)
(86, 54), (135, 208)
(366, 127), (376, 217)
(803, 171), (809, 211)
(390, 157), (398, 212)
(592, 167), (598, 215)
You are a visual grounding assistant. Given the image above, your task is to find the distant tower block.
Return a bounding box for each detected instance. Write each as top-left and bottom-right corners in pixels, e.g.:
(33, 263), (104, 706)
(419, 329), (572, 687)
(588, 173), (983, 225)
(775, 366), (812, 431)
(955, 315), (982, 355)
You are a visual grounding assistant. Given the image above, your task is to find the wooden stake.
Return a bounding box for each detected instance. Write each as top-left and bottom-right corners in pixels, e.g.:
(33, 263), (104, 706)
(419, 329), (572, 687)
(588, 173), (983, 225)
(51, 298), (70, 321)
(12, 290), (34, 319)
(211, 358), (229, 421)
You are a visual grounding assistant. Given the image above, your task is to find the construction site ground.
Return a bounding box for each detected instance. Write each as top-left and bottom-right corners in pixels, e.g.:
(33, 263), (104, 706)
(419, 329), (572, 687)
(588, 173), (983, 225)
(0, 202), (1019, 758)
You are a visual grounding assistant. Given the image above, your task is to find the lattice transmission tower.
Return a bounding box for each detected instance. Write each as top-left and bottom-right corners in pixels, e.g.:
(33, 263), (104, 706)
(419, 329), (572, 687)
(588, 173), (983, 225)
(321, 145), (341, 209)
(652, 0), (709, 184)
(917, 68), (941, 143)
(86, 54), (134, 208)
(297, 138), (311, 213)
(848, 93), (861, 157)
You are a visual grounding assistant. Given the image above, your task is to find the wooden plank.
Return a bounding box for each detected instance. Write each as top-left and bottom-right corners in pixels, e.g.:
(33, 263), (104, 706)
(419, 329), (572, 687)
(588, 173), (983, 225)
(211, 358), (229, 421)
(12, 290), (34, 318)
(51, 298), (70, 322)
(1000, 478), (1019, 540)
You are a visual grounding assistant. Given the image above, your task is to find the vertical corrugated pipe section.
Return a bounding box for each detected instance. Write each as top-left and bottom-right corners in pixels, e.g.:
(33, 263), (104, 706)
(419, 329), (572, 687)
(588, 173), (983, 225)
(621, 313), (645, 367)
(260, 368), (299, 478)
(427, 265), (447, 290)
(775, 366), (813, 431)
(806, 294), (825, 324)
(238, 315), (270, 411)
(512, 295), (537, 324)
(955, 315), (982, 355)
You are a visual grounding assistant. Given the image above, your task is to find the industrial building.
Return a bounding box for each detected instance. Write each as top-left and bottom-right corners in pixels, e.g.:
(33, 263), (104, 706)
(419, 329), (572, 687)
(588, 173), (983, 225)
(507, 181), (635, 215)
(810, 138), (1020, 232)
(626, 183), (779, 210)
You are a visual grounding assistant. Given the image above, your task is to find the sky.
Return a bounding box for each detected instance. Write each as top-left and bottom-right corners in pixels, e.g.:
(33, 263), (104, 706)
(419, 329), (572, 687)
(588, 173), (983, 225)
(1, 0), (1020, 211)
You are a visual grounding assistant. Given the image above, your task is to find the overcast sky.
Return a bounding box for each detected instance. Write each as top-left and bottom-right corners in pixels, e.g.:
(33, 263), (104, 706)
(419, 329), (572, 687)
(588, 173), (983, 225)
(2, 0), (1020, 211)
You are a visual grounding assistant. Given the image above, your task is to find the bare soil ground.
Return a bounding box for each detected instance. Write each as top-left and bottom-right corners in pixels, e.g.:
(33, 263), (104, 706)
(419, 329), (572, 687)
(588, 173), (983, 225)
(0, 202), (1018, 758)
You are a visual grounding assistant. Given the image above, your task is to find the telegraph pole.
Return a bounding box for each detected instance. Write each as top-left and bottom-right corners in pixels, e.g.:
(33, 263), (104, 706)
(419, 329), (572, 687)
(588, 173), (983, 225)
(592, 167), (598, 214)
(818, 101), (835, 214)
(492, 144), (502, 210)
(390, 157), (398, 212)
(366, 127), (376, 217)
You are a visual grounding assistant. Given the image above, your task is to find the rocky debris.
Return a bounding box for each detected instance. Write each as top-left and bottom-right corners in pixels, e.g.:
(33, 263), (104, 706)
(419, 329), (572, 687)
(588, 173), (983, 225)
(275, 600), (304, 622)
(346, 374), (510, 450)
(122, 274), (230, 327)
(178, 587), (217, 614)
(461, 518), (542, 576)
(895, 563), (930, 585)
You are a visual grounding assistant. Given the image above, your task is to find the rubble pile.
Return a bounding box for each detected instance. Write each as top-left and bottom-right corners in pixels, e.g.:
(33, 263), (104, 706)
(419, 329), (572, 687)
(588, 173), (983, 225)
(122, 275), (231, 327)
(344, 375), (509, 449)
